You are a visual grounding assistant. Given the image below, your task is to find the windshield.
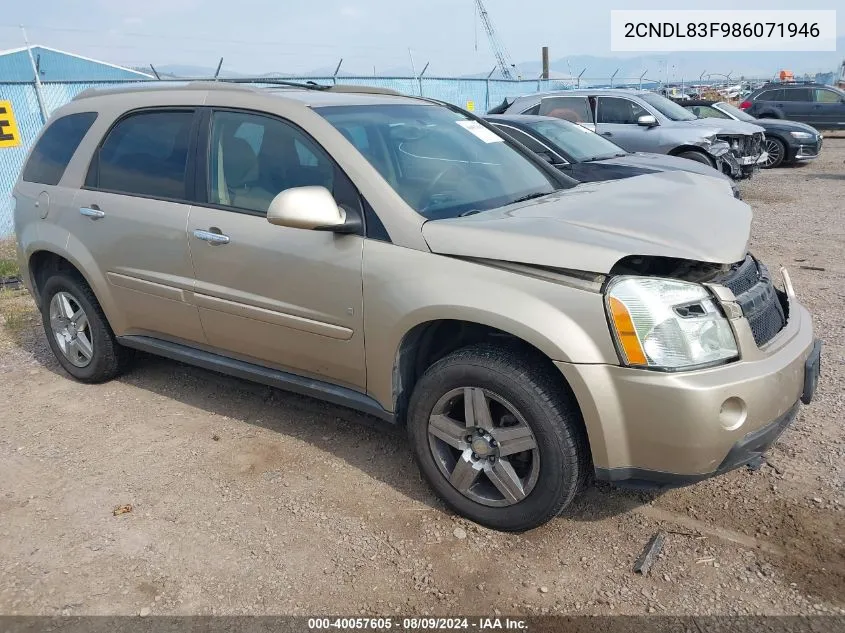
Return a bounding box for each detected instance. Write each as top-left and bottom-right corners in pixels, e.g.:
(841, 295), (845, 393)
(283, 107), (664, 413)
(715, 102), (757, 122)
(315, 104), (559, 220)
(525, 118), (625, 162)
(637, 93), (698, 121)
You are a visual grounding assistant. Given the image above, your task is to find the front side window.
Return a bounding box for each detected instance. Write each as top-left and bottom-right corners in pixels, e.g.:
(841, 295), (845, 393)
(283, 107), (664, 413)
(596, 97), (649, 124)
(525, 118), (625, 162)
(539, 97), (592, 124)
(208, 110), (334, 214)
(781, 88), (812, 102)
(317, 104), (559, 220)
(23, 112), (97, 185)
(90, 110), (193, 200)
(814, 88), (843, 103)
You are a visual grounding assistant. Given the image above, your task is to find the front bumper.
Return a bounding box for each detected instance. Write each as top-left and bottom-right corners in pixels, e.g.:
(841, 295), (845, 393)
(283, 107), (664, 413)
(555, 292), (819, 487)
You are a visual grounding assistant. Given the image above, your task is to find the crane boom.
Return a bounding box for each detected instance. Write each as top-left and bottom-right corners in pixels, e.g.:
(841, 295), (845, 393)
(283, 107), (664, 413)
(474, 0), (516, 80)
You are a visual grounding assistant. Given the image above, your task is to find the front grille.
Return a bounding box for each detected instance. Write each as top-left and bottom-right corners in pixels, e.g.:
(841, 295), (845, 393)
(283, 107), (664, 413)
(716, 255), (787, 347)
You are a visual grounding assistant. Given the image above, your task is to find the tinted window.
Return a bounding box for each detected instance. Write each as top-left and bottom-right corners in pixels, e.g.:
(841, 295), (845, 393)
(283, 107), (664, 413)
(688, 105), (731, 119)
(596, 97), (649, 124)
(209, 110), (334, 214)
(520, 104), (541, 115)
(90, 110), (194, 200)
(781, 88), (812, 102)
(22, 112), (97, 185)
(317, 104), (559, 220)
(757, 90), (782, 101)
(636, 93), (698, 121)
(491, 124), (548, 153)
(815, 89), (842, 103)
(539, 97), (592, 123)
(526, 118), (625, 162)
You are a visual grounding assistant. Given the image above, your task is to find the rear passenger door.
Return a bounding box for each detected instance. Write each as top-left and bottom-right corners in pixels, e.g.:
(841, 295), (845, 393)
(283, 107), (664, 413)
(71, 108), (207, 344)
(186, 108), (366, 390)
(593, 97), (654, 152)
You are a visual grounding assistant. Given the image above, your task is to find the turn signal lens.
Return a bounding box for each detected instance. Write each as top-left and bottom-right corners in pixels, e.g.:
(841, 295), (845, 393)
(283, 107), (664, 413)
(608, 296), (648, 365)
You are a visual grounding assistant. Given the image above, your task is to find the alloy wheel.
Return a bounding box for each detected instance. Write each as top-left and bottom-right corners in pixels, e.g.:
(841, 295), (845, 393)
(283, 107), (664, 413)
(427, 387), (540, 507)
(49, 291), (94, 368)
(763, 139), (783, 168)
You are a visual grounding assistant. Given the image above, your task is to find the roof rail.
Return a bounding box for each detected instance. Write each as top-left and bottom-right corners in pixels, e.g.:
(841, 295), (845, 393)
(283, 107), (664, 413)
(72, 79), (403, 101)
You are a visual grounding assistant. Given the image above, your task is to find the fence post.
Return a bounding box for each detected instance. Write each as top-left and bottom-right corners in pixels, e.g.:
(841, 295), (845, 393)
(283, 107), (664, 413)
(485, 67), (496, 112)
(418, 62), (429, 96)
(22, 27), (48, 123)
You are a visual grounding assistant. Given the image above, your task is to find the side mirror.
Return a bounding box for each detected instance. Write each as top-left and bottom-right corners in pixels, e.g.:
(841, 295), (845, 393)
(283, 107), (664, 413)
(637, 115), (658, 127)
(266, 186), (358, 233)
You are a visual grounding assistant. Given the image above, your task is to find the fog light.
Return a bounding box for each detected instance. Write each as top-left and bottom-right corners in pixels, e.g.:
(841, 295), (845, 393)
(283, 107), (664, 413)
(719, 397), (747, 431)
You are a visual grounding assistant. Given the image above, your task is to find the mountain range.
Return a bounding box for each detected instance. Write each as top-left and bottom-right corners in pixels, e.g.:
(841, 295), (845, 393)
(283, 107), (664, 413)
(143, 38), (843, 82)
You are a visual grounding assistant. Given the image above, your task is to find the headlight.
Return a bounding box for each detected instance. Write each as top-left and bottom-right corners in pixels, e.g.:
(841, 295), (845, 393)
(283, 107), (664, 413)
(605, 277), (739, 370)
(789, 131), (815, 141)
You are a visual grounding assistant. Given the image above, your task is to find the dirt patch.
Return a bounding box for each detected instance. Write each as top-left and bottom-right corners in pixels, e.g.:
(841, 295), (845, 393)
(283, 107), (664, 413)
(1, 142), (843, 617)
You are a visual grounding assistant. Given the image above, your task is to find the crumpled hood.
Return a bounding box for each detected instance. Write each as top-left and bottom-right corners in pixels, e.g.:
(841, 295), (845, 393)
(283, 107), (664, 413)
(680, 117), (766, 136)
(422, 170), (751, 274)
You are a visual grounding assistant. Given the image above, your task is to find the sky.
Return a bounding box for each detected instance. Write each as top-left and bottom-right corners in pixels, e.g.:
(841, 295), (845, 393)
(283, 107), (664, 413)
(0, 0), (842, 76)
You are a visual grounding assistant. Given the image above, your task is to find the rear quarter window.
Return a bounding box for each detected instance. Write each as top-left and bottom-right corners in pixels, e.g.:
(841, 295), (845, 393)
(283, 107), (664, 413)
(22, 112), (97, 186)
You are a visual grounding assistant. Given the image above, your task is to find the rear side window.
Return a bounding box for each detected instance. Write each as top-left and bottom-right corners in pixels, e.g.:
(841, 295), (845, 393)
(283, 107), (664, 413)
(539, 97), (592, 124)
(87, 110), (194, 200)
(22, 112), (97, 185)
(757, 90), (782, 101)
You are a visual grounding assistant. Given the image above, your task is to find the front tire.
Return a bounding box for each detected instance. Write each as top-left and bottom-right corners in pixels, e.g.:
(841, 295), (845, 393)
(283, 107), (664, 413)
(40, 273), (131, 383)
(676, 150), (714, 167)
(762, 137), (786, 168)
(407, 344), (589, 532)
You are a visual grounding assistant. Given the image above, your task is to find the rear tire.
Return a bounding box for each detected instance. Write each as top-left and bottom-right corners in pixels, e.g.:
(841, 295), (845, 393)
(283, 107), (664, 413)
(40, 272), (131, 383)
(676, 151), (714, 167)
(407, 343), (589, 532)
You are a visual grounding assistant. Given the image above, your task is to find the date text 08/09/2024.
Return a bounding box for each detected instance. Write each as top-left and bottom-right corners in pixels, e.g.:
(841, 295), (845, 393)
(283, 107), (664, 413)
(308, 617), (528, 630)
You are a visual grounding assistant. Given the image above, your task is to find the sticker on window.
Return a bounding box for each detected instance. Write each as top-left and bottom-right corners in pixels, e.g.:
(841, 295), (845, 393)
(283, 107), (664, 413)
(456, 120), (503, 143)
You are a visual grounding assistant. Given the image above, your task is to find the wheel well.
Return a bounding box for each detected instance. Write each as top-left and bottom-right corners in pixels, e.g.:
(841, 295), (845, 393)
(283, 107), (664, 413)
(668, 146), (714, 164)
(28, 251), (84, 301)
(392, 319), (587, 436)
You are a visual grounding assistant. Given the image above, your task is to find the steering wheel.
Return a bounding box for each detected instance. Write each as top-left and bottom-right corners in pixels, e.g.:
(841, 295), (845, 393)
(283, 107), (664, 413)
(417, 164), (464, 209)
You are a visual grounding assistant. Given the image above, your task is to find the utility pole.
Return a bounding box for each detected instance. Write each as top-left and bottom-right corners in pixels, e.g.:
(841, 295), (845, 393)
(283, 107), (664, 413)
(541, 46), (549, 80)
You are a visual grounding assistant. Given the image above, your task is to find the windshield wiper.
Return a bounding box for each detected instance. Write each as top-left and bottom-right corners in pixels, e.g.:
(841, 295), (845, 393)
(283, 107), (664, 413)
(581, 155), (613, 163)
(508, 192), (552, 205)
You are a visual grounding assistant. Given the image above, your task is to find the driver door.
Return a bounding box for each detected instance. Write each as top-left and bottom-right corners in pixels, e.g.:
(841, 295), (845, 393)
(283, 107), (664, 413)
(593, 96), (655, 152)
(186, 108), (367, 390)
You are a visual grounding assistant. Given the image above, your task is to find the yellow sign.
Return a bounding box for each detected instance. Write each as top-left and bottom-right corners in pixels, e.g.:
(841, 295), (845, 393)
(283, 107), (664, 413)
(0, 100), (22, 148)
(466, 100), (475, 112)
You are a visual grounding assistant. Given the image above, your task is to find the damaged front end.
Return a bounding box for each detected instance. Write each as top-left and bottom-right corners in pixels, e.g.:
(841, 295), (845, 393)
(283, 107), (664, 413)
(717, 133), (767, 180)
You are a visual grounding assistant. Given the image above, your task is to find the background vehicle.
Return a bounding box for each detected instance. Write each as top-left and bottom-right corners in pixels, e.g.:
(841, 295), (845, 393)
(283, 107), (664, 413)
(739, 82), (845, 130)
(490, 89), (767, 179)
(682, 99), (823, 168)
(13, 82), (819, 532)
(484, 114), (741, 198)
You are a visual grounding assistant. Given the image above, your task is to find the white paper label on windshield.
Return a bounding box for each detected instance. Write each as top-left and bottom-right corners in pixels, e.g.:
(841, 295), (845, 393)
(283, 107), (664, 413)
(456, 120), (503, 143)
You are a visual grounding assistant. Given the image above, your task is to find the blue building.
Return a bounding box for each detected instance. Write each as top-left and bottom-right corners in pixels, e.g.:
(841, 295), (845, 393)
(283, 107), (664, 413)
(0, 46), (152, 235)
(0, 44), (152, 82)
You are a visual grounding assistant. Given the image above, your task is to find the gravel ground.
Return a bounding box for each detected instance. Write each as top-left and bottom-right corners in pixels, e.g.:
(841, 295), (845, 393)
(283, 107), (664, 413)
(0, 140), (843, 617)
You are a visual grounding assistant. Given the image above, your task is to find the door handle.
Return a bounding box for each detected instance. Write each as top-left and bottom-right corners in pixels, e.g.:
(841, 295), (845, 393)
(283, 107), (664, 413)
(79, 207), (105, 220)
(193, 228), (230, 245)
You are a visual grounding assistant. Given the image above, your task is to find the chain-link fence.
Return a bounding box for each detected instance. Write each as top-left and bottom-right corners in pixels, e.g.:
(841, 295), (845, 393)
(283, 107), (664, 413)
(0, 73), (757, 236)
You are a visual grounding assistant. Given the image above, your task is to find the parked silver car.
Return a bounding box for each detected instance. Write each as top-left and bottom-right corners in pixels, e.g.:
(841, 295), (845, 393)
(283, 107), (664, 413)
(489, 89), (768, 179)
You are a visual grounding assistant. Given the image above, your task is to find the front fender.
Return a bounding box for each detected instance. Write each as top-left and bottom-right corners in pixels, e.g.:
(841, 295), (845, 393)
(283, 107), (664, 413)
(362, 241), (618, 411)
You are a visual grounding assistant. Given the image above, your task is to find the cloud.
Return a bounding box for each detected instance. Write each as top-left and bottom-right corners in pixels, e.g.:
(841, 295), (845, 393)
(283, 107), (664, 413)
(122, 17), (144, 26)
(339, 6), (361, 18)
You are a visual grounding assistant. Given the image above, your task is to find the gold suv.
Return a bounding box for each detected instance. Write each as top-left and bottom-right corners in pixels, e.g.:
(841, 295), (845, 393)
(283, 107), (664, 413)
(13, 82), (821, 531)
